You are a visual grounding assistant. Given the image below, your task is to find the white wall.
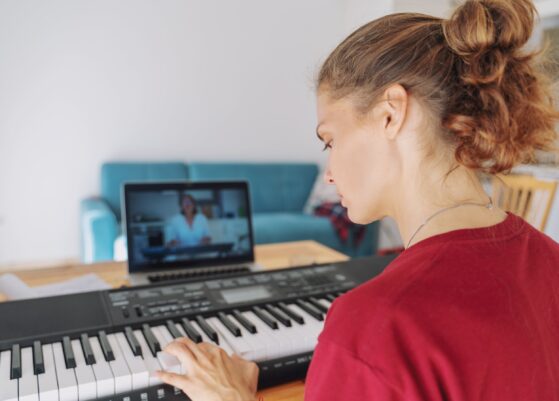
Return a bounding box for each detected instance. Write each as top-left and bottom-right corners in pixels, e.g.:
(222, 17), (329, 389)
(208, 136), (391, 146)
(344, 0), (393, 33)
(0, 0), (356, 266)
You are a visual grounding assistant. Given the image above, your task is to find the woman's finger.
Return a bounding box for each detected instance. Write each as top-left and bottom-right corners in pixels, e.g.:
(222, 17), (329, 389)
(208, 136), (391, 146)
(155, 370), (190, 390)
(173, 337), (212, 365)
(163, 341), (198, 372)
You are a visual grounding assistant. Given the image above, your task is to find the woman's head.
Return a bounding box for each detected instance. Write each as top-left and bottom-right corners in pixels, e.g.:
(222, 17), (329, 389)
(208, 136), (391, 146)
(316, 0), (558, 224)
(179, 193), (198, 215)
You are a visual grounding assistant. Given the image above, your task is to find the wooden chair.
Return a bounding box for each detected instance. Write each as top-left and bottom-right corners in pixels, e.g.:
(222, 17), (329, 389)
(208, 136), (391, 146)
(492, 174), (558, 231)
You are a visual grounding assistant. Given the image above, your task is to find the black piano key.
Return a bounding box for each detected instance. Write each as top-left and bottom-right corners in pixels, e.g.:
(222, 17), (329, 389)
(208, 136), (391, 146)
(278, 302), (305, 325)
(325, 294), (337, 302)
(232, 309), (257, 334)
(181, 318), (203, 343)
(195, 315), (219, 344)
(142, 324), (162, 356)
(62, 336), (76, 369)
(217, 312), (241, 337)
(296, 299), (324, 321)
(264, 304), (292, 327)
(308, 297), (329, 314)
(80, 334), (96, 365)
(252, 306), (279, 330)
(125, 326), (142, 357)
(165, 321), (183, 339)
(32, 341), (45, 375)
(10, 344), (21, 380)
(98, 331), (114, 361)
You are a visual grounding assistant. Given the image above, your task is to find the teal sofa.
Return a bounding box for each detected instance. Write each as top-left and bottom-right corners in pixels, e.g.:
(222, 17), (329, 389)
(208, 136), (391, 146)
(80, 162), (379, 263)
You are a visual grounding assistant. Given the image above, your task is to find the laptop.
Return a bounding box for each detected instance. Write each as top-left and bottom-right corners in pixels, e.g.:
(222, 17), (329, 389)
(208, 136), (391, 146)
(123, 181), (262, 286)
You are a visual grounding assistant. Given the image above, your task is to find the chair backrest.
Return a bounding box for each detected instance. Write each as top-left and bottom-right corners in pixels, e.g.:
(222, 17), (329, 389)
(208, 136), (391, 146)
(188, 162), (319, 213)
(101, 162), (189, 220)
(492, 174), (557, 231)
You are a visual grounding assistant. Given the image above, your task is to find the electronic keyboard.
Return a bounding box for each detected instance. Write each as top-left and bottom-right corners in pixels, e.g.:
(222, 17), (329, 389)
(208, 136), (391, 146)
(0, 255), (396, 401)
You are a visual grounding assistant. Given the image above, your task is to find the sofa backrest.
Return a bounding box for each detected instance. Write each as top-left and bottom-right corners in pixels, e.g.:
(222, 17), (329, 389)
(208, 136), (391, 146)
(188, 162), (319, 213)
(101, 162), (189, 220)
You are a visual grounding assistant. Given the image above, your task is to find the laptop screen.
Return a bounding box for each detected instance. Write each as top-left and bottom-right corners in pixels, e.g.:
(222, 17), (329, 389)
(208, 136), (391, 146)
(123, 181), (255, 273)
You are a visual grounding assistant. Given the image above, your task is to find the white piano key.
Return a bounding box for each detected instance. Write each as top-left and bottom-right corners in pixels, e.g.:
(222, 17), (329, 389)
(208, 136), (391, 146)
(134, 330), (163, 386)
(226, 313), (270, 361)
(71, 339), (97, 400)
(153, 326), (183, 372)
(256, 307), (307, 357)
(233, 313), (273, 361)
(52, 343), (79, 401)
(316, 298), (332, 310)
(106, 334), (132, 393)
(89, 337), (115, 397)
(288, 304), (324, 348)
(151, 326), (182, 374)
(19, 347), (39, 401)
(37, 345), (59, 401)
(201, 319), (236, 356)
(114, 333), (149, 390)
(243, 311), (285, 360)
(0, 350), (18, 401)
(206, 317), (253, 359)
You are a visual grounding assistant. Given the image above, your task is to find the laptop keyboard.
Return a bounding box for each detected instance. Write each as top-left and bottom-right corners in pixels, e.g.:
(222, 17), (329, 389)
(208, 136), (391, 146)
(147, 266), (251, 283)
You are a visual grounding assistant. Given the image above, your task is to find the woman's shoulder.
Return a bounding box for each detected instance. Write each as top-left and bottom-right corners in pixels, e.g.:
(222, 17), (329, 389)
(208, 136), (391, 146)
(194, 213), (208, 223)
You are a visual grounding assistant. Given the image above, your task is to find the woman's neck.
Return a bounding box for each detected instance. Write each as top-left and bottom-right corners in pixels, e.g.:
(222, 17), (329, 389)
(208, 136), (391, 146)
(391, 164), (507, 249)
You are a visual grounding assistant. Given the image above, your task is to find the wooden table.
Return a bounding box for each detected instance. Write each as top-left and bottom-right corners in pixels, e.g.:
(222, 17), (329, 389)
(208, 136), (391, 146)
(0, 240), (349, 401)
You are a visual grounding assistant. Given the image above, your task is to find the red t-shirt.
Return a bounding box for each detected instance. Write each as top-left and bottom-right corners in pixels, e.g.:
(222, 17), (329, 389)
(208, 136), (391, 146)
(305, 212), (559, 400)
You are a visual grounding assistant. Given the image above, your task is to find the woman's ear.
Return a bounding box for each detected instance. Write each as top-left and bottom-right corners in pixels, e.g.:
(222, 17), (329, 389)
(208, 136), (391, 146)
(379, 84), (408, 140)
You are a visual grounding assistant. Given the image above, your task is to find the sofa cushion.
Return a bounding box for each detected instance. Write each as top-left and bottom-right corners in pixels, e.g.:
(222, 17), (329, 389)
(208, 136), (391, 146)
(188, 163), (318, 213)
(101, 162), (189, 219)
(252, 212), (342, 247)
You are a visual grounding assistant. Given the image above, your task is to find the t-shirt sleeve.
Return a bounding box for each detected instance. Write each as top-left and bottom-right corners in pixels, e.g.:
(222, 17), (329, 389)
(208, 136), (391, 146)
(304, 339), (403, 401)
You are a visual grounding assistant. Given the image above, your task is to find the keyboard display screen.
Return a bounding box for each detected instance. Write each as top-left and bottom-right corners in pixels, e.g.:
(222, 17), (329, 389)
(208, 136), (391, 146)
(221, 285), (271, 304)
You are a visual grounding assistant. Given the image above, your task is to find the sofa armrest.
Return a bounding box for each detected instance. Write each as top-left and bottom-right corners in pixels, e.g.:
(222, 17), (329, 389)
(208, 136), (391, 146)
(80, 198), (118, 263)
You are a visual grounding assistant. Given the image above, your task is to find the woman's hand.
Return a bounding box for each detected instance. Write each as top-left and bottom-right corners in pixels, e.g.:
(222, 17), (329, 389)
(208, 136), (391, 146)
(156, 337), (259, 401)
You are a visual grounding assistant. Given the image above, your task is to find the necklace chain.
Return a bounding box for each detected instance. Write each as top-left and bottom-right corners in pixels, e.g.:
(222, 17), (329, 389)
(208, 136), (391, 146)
(406, 197), (494, 249)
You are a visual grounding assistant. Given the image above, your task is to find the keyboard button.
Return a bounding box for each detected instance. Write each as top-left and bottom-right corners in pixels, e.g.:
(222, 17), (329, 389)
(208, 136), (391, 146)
(218, 312), (241, 336)
(308, 297), (329, 313)
(80, 334), (96, 365)
(296, 299), (324, 321)
(165, 320), (183, 339)
(62, 337), (76, 369)
(142, 324), (162, 356)
(98, 331), (115, 362)
(278, 302), (305, 324)
(32, 341), (44, 375)
(264, 304), (292, 327)
(196, 315), (219, 344)
(232, 309), (257, 334)
(124, 327), (142, 357)
(10, 344), (21, 380)
(180, 318), (203, 343)
(252, 306), (278, 330)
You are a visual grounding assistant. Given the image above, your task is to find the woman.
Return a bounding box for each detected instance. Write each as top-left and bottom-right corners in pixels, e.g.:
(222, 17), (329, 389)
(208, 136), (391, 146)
(156, 0), (559, 399)
(165, 193), (211, 248)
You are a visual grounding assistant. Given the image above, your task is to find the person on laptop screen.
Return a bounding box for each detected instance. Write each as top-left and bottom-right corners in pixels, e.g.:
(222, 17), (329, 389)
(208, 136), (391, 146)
(165, 192), (211, 248)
